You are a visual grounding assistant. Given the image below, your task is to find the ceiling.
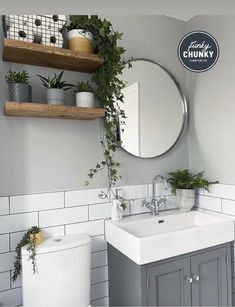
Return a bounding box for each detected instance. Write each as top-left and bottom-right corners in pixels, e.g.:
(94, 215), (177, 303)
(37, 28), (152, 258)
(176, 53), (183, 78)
(2, 0), (235, 16)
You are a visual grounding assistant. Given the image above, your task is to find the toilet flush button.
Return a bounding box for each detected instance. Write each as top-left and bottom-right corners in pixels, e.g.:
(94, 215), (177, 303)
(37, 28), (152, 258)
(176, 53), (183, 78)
(53, 238), (62, 243)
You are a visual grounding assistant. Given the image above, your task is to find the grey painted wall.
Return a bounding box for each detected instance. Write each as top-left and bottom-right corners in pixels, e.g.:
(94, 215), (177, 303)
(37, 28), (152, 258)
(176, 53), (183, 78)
(187, 16), (235, 184)
(0, 15), (188, 195)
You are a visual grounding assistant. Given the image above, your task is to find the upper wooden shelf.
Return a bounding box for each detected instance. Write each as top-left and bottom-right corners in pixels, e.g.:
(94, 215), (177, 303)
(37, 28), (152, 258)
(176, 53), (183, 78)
(2, 38), (102, 73)
(4, 102), (105, 120)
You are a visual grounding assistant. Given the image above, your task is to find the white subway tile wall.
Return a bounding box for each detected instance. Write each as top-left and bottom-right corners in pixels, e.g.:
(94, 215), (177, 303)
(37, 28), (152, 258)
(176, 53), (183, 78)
(10, 192), (64, 214)
(130, 199), (150, 214)
(1, 183), (235, 306)
(165, 195), (178, 210)
(0, 197), (9, 216)
(0, 212), (38, 234)
(65, 188), (110, 207)
(0, 234), (9, 253)
(39, 206), (88, 227)
(0, 184), (153, 306)
(89, 203), (111, 220)
(196, 195), (222, 212)
(0, 272), (10, 292)
(195, 183), (235, 304)
(0, 288), (22, 307)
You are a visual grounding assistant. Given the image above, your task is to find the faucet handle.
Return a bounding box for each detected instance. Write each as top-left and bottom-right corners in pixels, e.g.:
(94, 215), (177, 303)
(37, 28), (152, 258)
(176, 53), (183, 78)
(157, 196), (166, 208)
(142, 199), (149, 207)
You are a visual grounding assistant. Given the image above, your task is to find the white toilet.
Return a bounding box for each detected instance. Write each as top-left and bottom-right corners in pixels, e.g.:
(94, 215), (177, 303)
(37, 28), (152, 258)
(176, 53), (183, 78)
(22, 233), (91, 306)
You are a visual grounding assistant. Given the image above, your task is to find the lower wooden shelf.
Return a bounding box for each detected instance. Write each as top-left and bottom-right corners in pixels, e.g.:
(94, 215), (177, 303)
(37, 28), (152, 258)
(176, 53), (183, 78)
(4, 102), (105, 120)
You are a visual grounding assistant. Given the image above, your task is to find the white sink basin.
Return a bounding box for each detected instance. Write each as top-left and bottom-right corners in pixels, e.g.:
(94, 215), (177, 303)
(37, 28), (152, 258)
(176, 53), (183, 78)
(105, 210), (234, 265)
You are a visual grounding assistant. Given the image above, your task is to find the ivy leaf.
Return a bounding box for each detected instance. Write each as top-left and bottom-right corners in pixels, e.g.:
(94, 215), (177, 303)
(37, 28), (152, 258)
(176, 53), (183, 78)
(120, 202), (127, 210)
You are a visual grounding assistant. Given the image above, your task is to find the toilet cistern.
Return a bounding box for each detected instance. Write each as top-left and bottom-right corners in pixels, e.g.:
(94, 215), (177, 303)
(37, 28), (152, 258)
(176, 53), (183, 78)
(142, 175), (168, 215)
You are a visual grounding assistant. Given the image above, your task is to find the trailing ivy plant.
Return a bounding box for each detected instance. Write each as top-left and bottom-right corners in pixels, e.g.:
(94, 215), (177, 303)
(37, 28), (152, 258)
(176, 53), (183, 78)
(12, 226), (41, 282)
(67, 16), (130, 207)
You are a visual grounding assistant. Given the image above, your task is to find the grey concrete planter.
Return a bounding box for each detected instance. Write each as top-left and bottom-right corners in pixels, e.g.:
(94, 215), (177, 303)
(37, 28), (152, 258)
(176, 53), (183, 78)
(46, 89), (65, 105)
(76, 92), (94, 107)
(176, 189), (195, 212)
(8, 83), (32, 102)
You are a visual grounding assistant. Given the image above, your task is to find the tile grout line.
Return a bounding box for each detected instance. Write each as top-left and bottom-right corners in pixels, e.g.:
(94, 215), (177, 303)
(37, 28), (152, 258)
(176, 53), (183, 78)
(91, 264), (108, 271)
(8, 196), (11, 215)
(91, 279), (109, 287)
(37, 211), (40, 227)
(90, 295), (109, 303)
(8, 233), (11, 254)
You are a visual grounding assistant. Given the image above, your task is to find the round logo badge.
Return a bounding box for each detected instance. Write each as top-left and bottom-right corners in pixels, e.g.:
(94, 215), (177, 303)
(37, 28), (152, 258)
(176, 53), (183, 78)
(178, 31), (219, 72)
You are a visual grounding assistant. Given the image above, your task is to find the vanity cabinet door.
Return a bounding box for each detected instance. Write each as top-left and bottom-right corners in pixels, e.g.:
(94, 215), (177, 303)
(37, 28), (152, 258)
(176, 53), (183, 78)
(191, 247), (230, 306)
(146, 257), (191, 306)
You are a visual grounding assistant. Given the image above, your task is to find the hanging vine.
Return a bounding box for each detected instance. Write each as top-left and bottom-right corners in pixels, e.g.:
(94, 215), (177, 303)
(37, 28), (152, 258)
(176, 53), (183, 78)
(68, 16), (131, 193)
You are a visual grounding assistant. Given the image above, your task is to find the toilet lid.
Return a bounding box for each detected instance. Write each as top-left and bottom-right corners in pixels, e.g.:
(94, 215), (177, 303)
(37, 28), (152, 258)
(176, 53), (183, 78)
(21, 233), (91, 255)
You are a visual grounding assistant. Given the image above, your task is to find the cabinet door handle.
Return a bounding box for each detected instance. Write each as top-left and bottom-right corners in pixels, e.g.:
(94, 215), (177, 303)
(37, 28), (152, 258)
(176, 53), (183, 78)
(185, 276), (193, 283)
(192, 274), (200, 281)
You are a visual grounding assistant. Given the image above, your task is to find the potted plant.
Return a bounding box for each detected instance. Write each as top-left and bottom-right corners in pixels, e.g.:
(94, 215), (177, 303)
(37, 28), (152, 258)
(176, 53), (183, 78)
(5, 70), (32, 103)
(75, 81), (95, 107)
(66, 15), (94, 54)
(12, 226), (43, 282)
(37, 71), (73, 105)
(167, 169), (218, 212)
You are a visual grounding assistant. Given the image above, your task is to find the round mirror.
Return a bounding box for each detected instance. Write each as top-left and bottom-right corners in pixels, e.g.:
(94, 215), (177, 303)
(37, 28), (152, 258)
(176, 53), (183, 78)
(118, 59), (188, 158)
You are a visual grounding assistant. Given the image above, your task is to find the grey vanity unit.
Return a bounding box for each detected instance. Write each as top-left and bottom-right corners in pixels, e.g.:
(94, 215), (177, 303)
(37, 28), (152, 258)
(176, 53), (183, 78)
(108, 243), (233, 306)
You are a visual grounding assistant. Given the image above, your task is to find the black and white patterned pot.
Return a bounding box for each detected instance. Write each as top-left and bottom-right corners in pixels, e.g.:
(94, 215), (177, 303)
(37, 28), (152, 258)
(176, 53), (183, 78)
(8, 83), (32, 102)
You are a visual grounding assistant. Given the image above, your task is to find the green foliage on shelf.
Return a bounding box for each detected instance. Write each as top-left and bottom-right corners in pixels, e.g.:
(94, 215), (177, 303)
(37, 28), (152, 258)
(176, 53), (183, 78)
(37, 71), (73, 90)
(5, 70), (29, 84)
(167, 169), (219, 194)
(74, 81), (94, 93)
(66, 15), (91, 31)
(12, 226), (41, 282)
(68, 15), (131, 189)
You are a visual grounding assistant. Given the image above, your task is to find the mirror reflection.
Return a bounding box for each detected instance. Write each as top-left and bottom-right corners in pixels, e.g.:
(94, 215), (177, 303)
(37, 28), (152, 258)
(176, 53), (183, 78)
(118, 59), (188, 158)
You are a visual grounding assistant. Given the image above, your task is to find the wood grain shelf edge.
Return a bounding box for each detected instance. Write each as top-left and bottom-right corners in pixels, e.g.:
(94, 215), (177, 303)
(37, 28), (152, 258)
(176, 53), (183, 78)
(4, 102), (105, 120)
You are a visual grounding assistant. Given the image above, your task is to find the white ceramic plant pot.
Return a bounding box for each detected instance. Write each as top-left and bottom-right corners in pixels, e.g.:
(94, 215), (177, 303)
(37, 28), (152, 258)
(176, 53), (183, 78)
(67, 29), (94, 54)
(76, 92), (94, 107)
(46, 89), (65, 105)
(176, 189), (195, 212)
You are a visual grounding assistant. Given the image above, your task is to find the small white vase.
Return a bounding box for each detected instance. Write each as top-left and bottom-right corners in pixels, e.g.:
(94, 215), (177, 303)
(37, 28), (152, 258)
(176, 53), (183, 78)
(76, 92), (94, 107)
(46, 89), (65, 105)
(176, 189), (195, 212)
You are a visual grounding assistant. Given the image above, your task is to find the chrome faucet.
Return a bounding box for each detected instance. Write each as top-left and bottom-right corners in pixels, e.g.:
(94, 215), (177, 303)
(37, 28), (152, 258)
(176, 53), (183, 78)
(142, 175), (168, 215)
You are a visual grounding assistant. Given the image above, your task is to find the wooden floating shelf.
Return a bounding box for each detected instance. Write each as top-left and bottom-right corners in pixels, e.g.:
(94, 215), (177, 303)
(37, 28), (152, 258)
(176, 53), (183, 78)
(4, 102), (105, 120)
(2, 38), (102, 73)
